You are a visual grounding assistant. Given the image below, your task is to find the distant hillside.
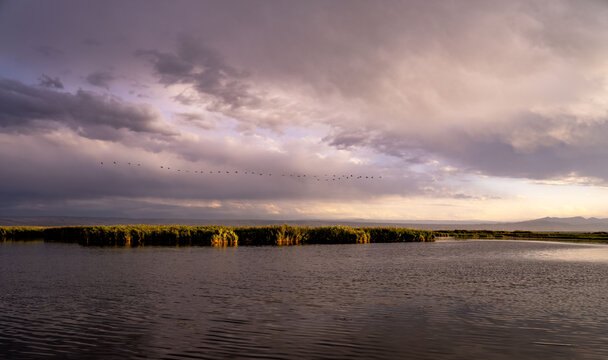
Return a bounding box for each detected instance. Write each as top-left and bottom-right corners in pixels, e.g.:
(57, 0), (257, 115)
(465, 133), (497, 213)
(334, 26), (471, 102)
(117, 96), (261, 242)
(1, 216), (607, 232)
(501, 217), (608, 232)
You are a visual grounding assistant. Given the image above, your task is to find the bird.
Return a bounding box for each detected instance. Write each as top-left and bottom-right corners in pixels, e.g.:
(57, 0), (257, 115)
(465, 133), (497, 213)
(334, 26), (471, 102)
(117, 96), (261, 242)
(100, 162), (103, 165)
(160, 166), (164, 168)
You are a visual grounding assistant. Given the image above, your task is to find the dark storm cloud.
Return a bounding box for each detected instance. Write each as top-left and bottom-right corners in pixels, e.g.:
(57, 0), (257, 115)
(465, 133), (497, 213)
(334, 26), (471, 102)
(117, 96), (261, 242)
(86, 71), (115, 89)
(433, 115), (608, 182)
(38, 74), (63, 89)
(329, 112), (608, 183)
(173, 112), (215, 129)
(35, 45), (63, 57)
(324, 129), (427, 162)
(323, 131), (371, 150)
(136, 49), (193, 82)
(137, 36), (260, 112)
(0, 78), (174, 140)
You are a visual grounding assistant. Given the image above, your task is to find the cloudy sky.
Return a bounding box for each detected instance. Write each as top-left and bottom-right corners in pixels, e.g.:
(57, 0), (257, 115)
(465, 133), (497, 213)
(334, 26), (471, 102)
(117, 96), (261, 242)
(1, 0), (608, 221)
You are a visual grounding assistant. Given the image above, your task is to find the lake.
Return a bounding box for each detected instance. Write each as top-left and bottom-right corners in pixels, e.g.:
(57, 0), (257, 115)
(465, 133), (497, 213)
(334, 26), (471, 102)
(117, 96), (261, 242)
(1, 240), (608, 359)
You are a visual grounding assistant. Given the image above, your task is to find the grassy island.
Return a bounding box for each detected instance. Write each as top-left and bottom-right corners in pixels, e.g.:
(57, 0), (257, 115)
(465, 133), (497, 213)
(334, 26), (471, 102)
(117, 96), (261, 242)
(0, 225), (434, 247)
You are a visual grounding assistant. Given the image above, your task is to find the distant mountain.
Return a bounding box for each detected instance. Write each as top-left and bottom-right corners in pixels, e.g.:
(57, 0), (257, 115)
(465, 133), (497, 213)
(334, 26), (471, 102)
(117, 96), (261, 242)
(504, 217), (608, 232)
(1, 216), (607, 232)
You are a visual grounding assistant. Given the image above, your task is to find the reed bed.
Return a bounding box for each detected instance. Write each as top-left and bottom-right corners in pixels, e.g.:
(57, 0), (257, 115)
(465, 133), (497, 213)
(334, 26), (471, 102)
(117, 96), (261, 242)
(363, 227), (430, 243)
(8, 226), (606, 246)
(0, 225), (434, 247)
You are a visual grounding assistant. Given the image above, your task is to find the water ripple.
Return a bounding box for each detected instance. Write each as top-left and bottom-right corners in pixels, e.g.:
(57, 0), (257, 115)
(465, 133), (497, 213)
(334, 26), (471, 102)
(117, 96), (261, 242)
(1, 241), (608, 359)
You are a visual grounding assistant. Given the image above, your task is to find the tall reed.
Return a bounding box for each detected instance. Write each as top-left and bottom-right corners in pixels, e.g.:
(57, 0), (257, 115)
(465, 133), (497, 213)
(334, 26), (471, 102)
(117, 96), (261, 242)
(0, 225), (435, 246)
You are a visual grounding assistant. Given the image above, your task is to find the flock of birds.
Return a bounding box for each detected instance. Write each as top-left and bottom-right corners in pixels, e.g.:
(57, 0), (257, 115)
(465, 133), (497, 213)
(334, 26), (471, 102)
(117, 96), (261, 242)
(100, 161), (383, 182)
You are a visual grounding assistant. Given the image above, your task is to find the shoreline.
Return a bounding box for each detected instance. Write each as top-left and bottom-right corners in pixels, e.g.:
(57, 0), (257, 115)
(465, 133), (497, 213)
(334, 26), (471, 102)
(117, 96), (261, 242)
(435, 230), (608, 244)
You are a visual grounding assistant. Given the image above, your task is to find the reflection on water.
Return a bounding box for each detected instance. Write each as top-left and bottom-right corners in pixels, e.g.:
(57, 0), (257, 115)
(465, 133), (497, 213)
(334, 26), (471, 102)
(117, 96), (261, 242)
(523, 241), (608, 263)
(1, 240), (608, 359)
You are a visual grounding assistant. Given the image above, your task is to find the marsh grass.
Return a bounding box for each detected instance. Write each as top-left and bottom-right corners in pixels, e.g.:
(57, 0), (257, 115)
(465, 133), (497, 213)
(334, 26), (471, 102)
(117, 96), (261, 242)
(363, 227), (430, 243)
(7, 226), (604, 246)
(435, 230), (608, 243)
(0, 226), (46, 241)
(234, 225), (307, 246)
(0, 225), (434, 246)
(0, 225), (238, 247)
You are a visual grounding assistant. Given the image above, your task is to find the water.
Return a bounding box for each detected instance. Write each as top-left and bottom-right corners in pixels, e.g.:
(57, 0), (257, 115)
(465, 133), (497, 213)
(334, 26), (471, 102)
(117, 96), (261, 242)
(1, 240), (608, 359)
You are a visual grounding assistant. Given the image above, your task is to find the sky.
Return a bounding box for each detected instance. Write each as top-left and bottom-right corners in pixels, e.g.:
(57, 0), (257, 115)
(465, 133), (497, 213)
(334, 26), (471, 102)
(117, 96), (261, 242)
(1, 0), (608, 221)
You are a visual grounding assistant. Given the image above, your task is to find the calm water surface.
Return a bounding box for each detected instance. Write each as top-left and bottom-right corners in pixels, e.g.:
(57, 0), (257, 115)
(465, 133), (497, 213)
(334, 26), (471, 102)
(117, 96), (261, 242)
(1, 240), (608, 359)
